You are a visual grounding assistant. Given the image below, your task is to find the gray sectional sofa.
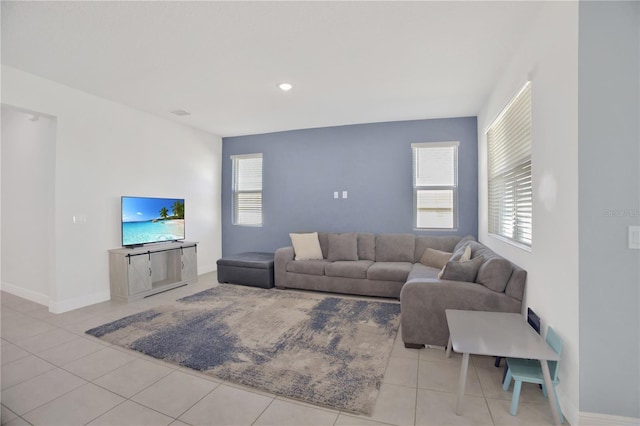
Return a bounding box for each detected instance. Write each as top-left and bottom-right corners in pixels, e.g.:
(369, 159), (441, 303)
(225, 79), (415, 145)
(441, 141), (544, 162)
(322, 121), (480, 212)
(274, 232), (526, 348)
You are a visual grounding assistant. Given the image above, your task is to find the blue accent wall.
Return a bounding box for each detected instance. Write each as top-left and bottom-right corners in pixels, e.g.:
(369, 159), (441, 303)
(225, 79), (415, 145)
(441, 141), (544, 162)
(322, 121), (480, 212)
(222, 117), (478, 255)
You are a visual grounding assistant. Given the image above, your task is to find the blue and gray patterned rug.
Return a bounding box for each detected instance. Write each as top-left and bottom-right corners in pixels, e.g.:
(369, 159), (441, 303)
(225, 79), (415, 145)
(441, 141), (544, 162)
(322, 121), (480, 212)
(86, 284), (401, 415)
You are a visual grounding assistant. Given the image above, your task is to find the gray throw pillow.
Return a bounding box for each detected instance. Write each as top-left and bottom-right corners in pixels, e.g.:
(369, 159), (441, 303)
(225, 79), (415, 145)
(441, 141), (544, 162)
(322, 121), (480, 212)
(328, 233), (358, 261)
(476, 258), (513, 292)
(441, 256), (484, 283)
(419, 248), (453, 269)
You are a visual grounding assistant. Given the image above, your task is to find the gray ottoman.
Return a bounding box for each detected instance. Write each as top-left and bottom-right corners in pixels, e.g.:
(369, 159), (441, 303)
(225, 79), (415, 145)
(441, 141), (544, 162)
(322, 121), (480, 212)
(216, 252), (275, 289)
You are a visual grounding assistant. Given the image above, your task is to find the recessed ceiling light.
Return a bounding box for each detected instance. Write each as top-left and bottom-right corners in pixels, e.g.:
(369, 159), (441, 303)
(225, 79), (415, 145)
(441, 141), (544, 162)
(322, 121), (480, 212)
(171, 109), (191, 116)
(278, 83), (293, 91)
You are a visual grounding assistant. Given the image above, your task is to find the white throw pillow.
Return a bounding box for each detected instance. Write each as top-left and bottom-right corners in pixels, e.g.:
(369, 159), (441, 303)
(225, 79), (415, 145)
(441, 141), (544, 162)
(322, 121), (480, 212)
(461, 244), (472, 261)
(290, 232), (323, 260)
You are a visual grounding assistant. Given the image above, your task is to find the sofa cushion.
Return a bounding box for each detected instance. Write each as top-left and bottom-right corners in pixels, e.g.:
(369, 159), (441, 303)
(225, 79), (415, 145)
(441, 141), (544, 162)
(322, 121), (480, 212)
(375, 234), (415, 262)
(407, 263), (441, 281)
(286, 260), (330, 276)
(367, 262), (412, 282)
(357, 233), (376, 261)
(414, 236), (461, 263)
(325, 260), (374, 279)
(317, 232), (330, 259)
(468, 241), (514, 292)
(327, 233), (358, 261)
(289, 232), (323, 260)
(440, 256), (484, 283)
(419, 248), (452, 269)
(476, 258), (513, 292)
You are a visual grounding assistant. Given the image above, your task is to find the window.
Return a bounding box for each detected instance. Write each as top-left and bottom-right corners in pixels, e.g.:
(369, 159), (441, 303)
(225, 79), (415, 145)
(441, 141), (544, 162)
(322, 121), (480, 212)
(231, 153), (263, 226)
(487, 81), (532, 247)
(412, 142), (459, 229)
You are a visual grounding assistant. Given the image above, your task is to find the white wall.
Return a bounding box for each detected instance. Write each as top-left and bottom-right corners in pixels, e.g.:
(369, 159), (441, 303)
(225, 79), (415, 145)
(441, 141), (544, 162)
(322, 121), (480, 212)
(1, 107), (56, 304)
(1, 65), (223, 313)
(578, 1), (640, 421)
(477, 3), (580, 424)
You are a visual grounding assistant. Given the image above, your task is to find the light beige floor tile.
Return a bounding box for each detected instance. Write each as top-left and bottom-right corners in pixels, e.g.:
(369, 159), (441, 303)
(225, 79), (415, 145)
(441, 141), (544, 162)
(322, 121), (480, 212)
(418, 359), (484, 396)
(0, 368), (86, 415)
(72, 300), (127, 318)
(254, 398), (338, 426)
(37, 336), (106, 366)
(62, 347), (136, 380)
(87, 400), (174, 426)
(382, 356), (418, 387)
(472, 354), (503, 369)
(48, 309), (102, 328)
(1, 355), (56, 390)
(1, 319), (57, 343)
(2, 416), (30, 426)
(133, 370), (219, 418)
(179, 383), (272, 426)
(177, 366), (223, 383)
(27, 308), (59, 322)
(1, 404), (18, 425)
(93, 358), (174, 398)
(13, 327), (77, 354)
(476, 366), (548, 404)
(1, 341), (30, 365)
(1, 292), (28, 307)
(0, 315), (37, 334)
(7, 300), (46, 315)
(62, 314), (118, 336)
(420, 346), (463, 365)
(358, 383), (416, 426)
(169, 421), (191, 426)
(415, 388), (494, 425)
(390, 332), (420, 361)
(23, 383), (124, 426)
(334, 413), (394, 426)
(487, 397), (556, 425)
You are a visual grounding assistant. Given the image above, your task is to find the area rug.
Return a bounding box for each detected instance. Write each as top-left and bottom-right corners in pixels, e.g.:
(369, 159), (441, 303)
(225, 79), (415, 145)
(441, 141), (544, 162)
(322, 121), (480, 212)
(86, 284), (400, 415)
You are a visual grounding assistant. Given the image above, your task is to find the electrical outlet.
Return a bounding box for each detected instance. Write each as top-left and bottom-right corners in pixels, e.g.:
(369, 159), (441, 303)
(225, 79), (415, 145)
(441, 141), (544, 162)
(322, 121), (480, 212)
(629, 226), (640, 249)
(333, 192), (339, 199)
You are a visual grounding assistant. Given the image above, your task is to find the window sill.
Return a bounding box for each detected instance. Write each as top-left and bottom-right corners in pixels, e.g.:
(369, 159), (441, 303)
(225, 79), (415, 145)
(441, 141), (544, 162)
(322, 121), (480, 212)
(488, 233), (532, 252)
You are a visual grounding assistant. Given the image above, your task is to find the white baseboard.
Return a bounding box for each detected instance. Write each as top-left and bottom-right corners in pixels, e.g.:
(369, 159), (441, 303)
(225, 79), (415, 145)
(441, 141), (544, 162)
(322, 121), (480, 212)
(198, 262), (217, 274)
(580, 411), (640, 425)
(1, 281), (49, 306)
(48, 291), (111, 314)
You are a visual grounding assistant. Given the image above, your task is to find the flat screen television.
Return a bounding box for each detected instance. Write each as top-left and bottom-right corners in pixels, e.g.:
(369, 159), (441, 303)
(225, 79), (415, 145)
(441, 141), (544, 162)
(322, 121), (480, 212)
(121, 196), (185, 247)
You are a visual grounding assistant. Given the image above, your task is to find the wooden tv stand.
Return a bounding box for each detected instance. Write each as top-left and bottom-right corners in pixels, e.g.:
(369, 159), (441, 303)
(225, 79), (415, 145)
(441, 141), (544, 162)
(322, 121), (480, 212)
(108, 241), (197, 302)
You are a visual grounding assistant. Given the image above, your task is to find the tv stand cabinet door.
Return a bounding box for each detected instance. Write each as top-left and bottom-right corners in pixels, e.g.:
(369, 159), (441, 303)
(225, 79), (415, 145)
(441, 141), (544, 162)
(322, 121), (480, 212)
(181, 245), (197, 282)
(128, 255), (152, 295)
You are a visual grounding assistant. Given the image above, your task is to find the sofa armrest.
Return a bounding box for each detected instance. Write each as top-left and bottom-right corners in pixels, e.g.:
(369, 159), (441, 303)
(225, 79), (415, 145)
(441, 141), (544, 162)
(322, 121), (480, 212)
(274, 246), (294, 288)
(400, 279), (522, 347)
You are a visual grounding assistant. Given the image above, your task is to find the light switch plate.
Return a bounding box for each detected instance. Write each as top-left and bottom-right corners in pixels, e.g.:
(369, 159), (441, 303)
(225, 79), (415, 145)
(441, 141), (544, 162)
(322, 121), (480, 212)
(629, 226), (640, 249)
(333, 192), (339, 199)
(342, 191), (348, 199)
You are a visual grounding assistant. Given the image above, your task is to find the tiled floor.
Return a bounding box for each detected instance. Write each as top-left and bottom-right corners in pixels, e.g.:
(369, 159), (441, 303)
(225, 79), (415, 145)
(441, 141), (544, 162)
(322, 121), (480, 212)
(1, 272), (560, 426)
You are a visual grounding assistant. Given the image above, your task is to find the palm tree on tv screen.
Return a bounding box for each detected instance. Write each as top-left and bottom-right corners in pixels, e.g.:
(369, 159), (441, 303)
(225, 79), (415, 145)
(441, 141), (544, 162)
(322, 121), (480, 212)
(159, 207), (169, 219)
(172, 201), (184, 219)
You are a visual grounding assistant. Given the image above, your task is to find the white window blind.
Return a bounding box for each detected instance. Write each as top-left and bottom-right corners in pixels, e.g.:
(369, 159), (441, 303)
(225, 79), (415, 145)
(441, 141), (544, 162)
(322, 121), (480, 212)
(231, 153), (263, 226)
(412, 142), (459, 229)
(487, 81), (532, 247)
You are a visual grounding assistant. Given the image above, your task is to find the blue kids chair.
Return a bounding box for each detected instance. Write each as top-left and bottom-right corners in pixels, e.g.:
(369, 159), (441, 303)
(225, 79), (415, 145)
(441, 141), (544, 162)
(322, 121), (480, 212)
(502, 326), (563, 422)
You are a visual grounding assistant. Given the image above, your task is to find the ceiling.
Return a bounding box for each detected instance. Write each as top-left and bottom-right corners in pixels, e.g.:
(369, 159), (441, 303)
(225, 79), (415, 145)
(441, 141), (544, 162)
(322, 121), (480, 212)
(1, 1), (543, 137)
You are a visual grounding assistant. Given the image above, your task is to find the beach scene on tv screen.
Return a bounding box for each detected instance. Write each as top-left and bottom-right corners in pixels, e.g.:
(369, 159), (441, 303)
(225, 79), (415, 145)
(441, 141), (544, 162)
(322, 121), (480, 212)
(122, 197), (185, 246)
